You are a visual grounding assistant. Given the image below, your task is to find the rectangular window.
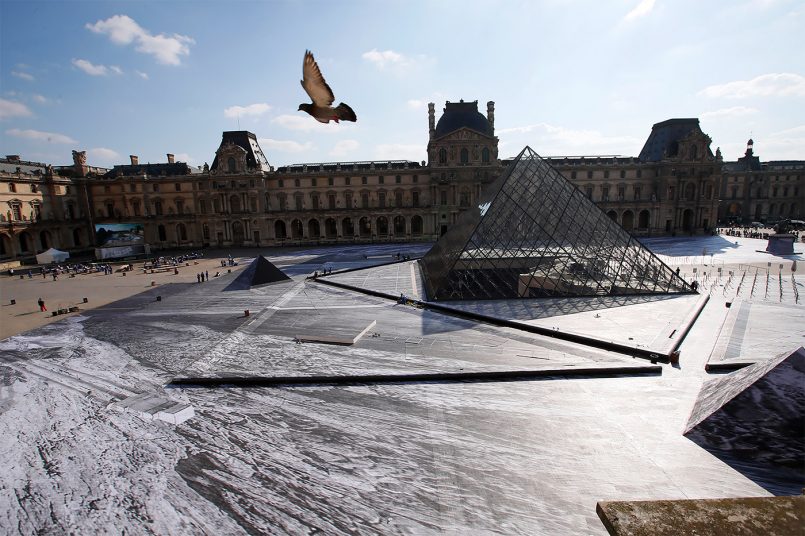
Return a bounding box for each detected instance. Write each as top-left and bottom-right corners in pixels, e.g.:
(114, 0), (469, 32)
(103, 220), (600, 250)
(199, 200), (207, 214)
(395, 175), (401, 184)
(440, 190), (447, 205)
(587, 171), (593, 179)
(278, 179), (284, 187)
(129, 184), (136, 192)
(250, 198), (257, 212)
(345, 192), (352, 208)
(379, 176), (384, 184)
(311, 195), (319, 210)
(602, 186), (609, 201)
(311, 178), (317, 187)
(620, 170), (626, 179)
(361, 193), (369, 208)
(175, 183), (181, 192)
(395, 191), (403, 207)
(345, 177), (351, 185)
(294, 178), (300, 187)
(571, 171), (577, 180)
(132, 201), (140, 216)
(604, 171), (610, 179)
(637, 169), (642, 178)
(412, 191), (420, 207)
(634, 186), (641, 201)
(152, 184), (159, 192)
(379, 193), (386, 208)
(362, 176), (367, 185)
(328, 177), (334, 186)
(585, 186), (593, 199)
(618, 186), (625, 200)
(295, 196), (303, 210)
(413, 175), (418, 183)
(328, 194), (336, 209)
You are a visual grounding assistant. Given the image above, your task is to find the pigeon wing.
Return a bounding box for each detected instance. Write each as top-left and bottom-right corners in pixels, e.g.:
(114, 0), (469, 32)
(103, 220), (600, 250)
(301, 50), (335, 107)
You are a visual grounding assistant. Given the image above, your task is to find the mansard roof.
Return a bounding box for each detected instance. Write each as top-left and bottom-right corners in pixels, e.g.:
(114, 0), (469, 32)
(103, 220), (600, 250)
(434, 100), (494, 138)
(638, 118), (702, 162)
(210, 131), (271, 172)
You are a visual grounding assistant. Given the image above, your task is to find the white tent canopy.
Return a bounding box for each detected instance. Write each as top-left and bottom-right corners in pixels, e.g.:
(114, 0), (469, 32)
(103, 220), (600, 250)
(36, 248), (70, 264)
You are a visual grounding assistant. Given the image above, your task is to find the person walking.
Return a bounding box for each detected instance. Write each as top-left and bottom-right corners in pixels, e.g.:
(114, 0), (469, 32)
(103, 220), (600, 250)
(205, 270), (209, 281)
(38, 298), (46, 312)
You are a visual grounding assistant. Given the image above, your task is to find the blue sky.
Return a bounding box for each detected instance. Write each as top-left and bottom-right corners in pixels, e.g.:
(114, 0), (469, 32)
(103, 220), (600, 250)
(1, 0), (804, 169)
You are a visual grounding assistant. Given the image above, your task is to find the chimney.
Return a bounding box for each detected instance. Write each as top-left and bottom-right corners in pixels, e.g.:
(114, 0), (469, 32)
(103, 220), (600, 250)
(487, 101), (495, 134)
(428, 102), (435, 140)
(130, 155), (139, 166)
(167, 153), (175, 164)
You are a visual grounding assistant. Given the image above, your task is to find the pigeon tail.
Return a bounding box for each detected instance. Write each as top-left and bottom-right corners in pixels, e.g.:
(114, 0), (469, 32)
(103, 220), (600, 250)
(335, 103), (357, 122)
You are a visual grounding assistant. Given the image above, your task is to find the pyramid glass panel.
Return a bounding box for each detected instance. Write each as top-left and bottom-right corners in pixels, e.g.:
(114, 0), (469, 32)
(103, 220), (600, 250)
(419, 146), (695, 300)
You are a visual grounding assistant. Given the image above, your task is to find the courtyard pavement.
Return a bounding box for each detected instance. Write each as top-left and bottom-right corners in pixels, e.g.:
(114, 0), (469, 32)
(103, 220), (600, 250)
(0, 236), (802, 534)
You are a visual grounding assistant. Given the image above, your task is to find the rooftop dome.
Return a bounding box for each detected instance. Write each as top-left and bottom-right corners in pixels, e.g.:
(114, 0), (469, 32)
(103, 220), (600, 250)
(434, 100), (493, 138)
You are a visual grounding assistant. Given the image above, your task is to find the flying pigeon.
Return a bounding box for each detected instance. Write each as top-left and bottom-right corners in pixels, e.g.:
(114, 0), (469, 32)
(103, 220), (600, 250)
(298, 50), (357, 124)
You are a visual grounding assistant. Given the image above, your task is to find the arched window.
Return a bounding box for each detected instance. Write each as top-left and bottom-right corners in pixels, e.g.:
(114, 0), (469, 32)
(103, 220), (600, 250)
(438, 148), (447, 164)
(19, 232), (30, 252)
(377, 216), (388, 236)
(227, 157), (236, 173)
(158, 225), (167, 241)
(275, 220), (287, 239)
(482, 147), (490, 163)
(460, 148), (469, 164)
(638, 210), (650, 229)
(325, 218), (337, 238)
(411, 215), (423, 236)
(359, 217), (371, 237)
(342, 217), (354, 236)
(393, 216), (406, 235)
(308, 219), (320, 238)
(291, 219), (303, 239)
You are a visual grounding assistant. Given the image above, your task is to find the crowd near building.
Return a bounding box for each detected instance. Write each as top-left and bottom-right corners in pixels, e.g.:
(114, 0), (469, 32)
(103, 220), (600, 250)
(1, 100), (803, 262)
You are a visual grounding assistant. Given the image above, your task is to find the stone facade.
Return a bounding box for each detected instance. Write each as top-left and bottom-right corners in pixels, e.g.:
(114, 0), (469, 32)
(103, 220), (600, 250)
(719, 139), (805, 224)
(1, 101), (802, 263)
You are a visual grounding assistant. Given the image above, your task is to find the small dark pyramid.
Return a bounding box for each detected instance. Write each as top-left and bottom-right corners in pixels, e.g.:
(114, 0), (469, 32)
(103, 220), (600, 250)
(685, 347), (805, 495)
(224, 255), (291, 291)
(419, 146), (694, 300)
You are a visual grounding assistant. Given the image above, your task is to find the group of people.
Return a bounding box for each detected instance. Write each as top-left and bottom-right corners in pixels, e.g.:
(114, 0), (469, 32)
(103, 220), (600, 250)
(717, 226), (805, 242)
(196, 271), (211, 283)
(144, 252), (203, 270)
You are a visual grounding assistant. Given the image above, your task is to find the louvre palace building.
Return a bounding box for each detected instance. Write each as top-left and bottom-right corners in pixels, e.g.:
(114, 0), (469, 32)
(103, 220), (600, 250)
(1, 99), (803, 263)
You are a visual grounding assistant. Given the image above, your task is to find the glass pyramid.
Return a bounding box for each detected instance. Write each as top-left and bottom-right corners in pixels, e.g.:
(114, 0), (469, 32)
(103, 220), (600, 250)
(420, 146), (695, 301)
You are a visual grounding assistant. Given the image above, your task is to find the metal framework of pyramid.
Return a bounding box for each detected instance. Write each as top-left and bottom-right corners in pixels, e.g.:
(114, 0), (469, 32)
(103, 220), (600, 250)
(420, 146), (695, 300)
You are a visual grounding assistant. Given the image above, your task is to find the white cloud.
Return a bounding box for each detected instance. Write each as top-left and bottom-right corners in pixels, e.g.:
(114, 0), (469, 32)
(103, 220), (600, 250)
(698, 73), (805, 98)
(700, 106), (758, 120)
(72, 58), (120, 76)
(224, 103), (272, 119)
(375, 143), (425, 162)
(329, 139), (359, 157)
(407, 99), (425, 110)
(11, 71), (34, 81)
(86, 15), (194, 66)
(362, 49), (431, 74)
(259, 138), (314, 153)
(31, 94), (49, 104)
(0, 98), (32, 119)
(135, 70), (149, 80)
(88, 147), (120, 163)
(272, 113), (353, 133)
(624, 0), (656, 21)
(173, 152), (195, 164)
(6, 128), (77, 144)
(497, 122), (641, 155)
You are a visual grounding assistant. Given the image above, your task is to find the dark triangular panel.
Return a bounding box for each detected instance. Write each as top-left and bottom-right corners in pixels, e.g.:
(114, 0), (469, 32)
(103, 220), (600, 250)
(224, 255), (291, 291)
(419, 146), (694, 300)
(684, 347), (805, 495)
